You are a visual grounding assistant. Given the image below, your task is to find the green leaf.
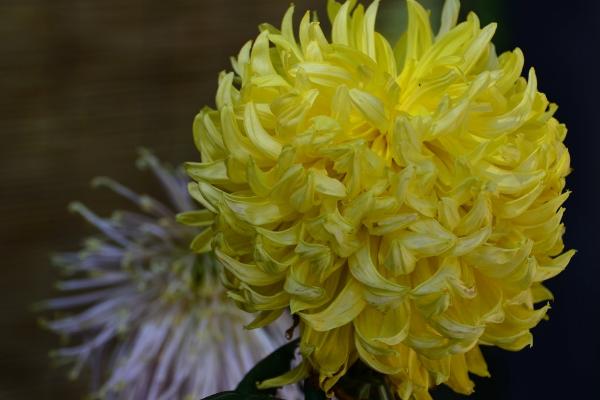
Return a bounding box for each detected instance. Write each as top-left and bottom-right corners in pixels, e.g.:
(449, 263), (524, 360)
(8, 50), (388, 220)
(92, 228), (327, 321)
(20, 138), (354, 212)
(236, 338), (300, 395)
(304, 379), (327, 400)
(201, 391), (274, 400)
(201, 392), (240, 400)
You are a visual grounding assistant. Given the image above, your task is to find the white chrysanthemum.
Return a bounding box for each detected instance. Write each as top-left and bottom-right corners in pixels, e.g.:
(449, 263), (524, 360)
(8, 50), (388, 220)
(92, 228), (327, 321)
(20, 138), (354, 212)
(40, 151), (298, 400)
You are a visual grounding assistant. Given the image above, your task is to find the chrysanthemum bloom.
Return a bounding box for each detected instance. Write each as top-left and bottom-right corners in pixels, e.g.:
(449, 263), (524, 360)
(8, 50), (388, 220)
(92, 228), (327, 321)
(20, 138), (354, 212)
(187, 0), (573, 398)
(40, 151), (295, 400)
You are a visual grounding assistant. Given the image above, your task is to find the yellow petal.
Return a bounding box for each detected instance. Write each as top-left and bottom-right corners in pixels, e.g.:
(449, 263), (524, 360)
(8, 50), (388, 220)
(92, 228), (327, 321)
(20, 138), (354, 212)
(301, 277), (366, 331)
(216, 248), (285, 286)
(258, 361), (310, 389)
(244, 102), (282, 159)
(349, 244), (409, 298)
(437, 0), (460, 38)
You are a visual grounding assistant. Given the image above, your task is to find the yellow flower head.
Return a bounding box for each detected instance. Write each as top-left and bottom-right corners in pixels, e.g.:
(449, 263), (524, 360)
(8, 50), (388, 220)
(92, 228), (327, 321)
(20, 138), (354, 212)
(187, 0), (573, 398)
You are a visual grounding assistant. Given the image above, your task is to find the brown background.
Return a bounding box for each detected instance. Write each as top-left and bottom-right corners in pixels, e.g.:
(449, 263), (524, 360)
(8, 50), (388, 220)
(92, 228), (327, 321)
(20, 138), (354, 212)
(2, 1), (598, 399)
(0, 1), (330, 398)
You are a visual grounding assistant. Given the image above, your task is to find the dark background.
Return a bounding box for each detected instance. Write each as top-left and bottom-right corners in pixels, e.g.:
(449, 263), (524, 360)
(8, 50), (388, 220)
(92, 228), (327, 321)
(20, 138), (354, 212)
(0, 1), (598, 399)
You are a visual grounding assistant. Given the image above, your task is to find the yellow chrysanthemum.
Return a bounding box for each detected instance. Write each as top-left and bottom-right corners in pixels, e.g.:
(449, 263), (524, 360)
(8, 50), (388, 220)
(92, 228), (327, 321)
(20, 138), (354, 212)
(187, 0), (573, 398)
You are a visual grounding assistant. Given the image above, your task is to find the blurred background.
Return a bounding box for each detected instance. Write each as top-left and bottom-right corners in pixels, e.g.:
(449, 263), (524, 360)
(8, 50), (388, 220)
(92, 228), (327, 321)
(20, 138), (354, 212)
(1, 0), (598, 399)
